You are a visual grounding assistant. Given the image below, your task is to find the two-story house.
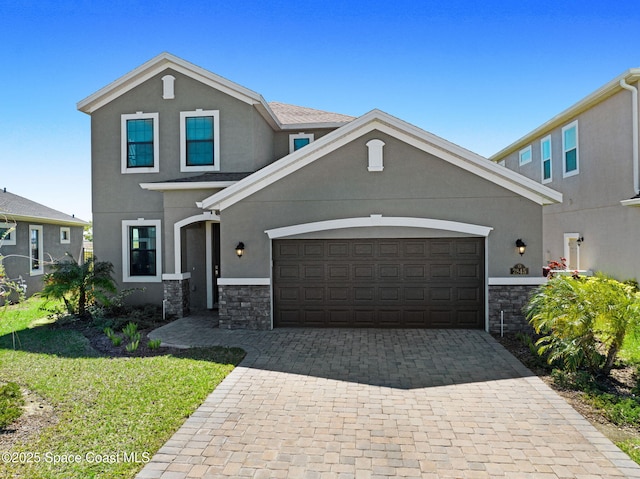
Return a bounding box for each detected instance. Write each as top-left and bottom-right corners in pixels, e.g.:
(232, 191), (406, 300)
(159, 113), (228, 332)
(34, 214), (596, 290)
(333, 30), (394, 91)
(0, 188), (87, 300)
(491, 69), (640, 281)
(77, 53), (561, 332)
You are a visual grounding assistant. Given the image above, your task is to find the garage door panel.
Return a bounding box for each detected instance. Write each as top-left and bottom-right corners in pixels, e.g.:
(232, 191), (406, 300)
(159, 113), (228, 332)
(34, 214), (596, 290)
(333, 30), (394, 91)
(353, 242), (375, 256)
(354, 287), (374, 301)
(379, 287), (400, 301)
(303, 287), (324, 301)
(303, 243), (324, 257)
(274, 238), (484, 328)
(354, 265), (375, 280)
(328, 264), (349, 280)
(431, 264), (452, 278)
(328, 287), (349, 301)
(404, 287), (425, 301)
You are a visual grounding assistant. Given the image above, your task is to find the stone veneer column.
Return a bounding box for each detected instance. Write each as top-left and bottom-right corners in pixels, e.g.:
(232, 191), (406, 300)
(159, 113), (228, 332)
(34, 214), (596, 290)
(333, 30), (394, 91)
(163, 278), (190, 319)
(218, 284), (271, 330)
(488, 283), (541, 335)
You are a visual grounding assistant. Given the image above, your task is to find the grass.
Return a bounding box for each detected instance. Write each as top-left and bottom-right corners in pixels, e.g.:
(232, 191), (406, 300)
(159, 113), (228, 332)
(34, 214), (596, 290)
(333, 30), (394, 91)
(0, 296), (245, 479)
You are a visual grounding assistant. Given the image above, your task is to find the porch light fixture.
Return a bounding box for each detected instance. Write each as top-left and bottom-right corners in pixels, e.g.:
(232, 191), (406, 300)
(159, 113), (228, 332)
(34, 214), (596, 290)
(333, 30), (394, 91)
(577, 236), (584, 246)
(515, 239), (527, 256)
(235, 242), (245, 258)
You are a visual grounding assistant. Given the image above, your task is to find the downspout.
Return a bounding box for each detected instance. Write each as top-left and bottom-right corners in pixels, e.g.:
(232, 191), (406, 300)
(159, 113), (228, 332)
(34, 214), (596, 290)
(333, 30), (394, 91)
(620, 79), (639, 194)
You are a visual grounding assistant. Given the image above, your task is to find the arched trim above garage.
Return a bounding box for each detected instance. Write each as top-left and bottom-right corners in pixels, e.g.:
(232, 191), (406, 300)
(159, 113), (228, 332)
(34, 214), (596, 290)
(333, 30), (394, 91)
(265, 215), (494, 239)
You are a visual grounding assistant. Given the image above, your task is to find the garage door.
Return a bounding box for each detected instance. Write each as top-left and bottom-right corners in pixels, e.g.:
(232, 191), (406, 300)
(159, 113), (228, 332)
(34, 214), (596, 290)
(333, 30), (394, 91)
(273, 238), (485, 328)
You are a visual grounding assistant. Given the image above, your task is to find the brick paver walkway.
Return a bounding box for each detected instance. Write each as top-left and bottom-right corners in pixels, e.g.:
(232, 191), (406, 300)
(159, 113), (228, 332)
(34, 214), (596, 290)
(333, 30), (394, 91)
(136, 317), (640, 478)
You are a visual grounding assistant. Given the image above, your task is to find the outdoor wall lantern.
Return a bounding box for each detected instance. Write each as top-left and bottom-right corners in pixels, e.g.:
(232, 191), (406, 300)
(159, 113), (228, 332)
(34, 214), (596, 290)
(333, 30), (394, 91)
(515, 239), (527, 256)
(235, 242), (245, 258)
(577, 236), (585, 246)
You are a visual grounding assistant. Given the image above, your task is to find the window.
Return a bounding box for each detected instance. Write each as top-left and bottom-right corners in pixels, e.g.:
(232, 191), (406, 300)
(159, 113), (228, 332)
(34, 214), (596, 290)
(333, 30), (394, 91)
(121, 112), (159, 174)
(541, 135), (552, 183)
(29, 225), (43, 276)
(519, 145), (532, 166)
(60, 227), (71, 244)
(0, 222), (16, 246)
(180, 110), (220, 172)
(562, 121), (579, 177)
(122, 219), (162, 282)
(289, 133), (314, 153)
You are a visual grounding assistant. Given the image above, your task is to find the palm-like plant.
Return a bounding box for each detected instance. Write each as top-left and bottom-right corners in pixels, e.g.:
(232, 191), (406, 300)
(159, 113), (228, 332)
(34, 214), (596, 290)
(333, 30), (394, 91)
(526, 273), (640, 376)
(41, 255), (116, 317)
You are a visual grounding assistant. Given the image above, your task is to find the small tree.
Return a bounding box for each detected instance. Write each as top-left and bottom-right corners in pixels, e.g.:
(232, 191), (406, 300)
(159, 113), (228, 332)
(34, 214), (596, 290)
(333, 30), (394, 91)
(41, 255), (116, 317)
(526, 273), (640, 377)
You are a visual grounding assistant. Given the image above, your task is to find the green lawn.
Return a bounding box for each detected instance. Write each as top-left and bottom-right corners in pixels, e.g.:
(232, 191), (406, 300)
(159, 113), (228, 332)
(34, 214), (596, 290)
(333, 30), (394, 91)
(0, 296), (245, 479)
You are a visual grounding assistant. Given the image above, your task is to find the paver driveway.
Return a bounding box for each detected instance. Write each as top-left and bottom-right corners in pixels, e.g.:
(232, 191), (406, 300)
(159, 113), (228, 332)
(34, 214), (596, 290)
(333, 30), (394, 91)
(137, 319), (640, 478)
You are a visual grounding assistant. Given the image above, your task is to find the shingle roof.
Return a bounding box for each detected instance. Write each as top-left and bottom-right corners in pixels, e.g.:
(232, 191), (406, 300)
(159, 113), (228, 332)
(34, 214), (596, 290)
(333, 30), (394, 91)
(157, 172), (253, 183)
(0, 189), (88, 225)
(268, 102), (355, 126)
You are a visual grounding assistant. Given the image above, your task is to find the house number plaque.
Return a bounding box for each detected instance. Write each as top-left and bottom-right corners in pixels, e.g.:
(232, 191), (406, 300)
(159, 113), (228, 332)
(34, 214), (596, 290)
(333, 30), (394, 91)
(510, 263), (529, 275)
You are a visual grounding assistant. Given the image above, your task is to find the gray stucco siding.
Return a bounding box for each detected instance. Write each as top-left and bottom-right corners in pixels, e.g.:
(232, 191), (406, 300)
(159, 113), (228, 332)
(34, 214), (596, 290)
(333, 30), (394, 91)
(219, 131), (543, 279)
(0, 221), (84, 298)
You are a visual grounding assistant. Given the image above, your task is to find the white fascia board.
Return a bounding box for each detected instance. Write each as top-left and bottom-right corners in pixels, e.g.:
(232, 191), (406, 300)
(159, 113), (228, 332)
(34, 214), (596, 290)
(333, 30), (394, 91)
(491, 69), (640, 161)
(140, 181), (237, 191)
(201, 109), (562, 212)
(265, 216), (493, 239)
(1, 213), (89, 226)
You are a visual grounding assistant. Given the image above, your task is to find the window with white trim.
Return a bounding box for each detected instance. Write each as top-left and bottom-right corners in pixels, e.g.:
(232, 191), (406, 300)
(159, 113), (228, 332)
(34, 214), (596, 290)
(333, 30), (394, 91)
(519, 145), (532, 166)
(0, 222), (16, 245)
(122, 219), (162, 282)
(29, 225), (43, 276)
(541, 135), (552, 183)
(60, 227), (71, 244)
(121, 112), (159, 174)
(180, 110), (220, 172)
(562, 121), (579, 177)
(289, 133), (314, 153)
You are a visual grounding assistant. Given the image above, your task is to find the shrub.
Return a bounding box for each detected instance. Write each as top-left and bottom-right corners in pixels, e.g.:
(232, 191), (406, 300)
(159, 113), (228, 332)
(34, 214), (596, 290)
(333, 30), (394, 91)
(148, 339), (162, 350)
(0, 382), (25, 429)
(526, 273), (640, 376)
(122, 321), (138, 339)
(41, 255), (116, 317)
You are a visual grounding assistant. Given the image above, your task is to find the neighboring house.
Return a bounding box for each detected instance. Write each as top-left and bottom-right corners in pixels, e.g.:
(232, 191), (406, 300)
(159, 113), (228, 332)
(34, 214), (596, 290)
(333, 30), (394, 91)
(77, 52), (561, 332)
(0, 188), (88, 299)
(491, 68), (640, 281)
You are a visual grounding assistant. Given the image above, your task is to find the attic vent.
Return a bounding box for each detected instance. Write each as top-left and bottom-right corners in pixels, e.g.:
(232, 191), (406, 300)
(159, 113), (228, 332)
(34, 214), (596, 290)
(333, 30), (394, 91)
(366, 139), (385, 172)
(162, 75), (175, 100)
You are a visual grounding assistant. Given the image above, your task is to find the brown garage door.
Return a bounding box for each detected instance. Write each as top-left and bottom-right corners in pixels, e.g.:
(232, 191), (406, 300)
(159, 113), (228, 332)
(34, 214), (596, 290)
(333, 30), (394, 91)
(273, 238), (485, 328)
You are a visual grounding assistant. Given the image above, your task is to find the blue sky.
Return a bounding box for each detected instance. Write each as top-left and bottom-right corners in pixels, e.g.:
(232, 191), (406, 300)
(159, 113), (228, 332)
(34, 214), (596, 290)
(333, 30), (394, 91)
(1, 0), (639, 222)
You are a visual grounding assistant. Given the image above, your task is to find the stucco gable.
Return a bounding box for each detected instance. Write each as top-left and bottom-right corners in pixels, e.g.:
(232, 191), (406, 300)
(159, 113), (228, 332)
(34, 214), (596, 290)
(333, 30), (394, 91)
(77, 53), (353, 132)
(200, 109), (562, 211)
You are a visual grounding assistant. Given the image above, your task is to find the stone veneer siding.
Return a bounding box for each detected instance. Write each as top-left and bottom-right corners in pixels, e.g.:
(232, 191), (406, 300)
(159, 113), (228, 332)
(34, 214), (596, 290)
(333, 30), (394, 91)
(163, 278), (190, 319)
(488, 284), (539, 335)
(218, 284), (271, 330)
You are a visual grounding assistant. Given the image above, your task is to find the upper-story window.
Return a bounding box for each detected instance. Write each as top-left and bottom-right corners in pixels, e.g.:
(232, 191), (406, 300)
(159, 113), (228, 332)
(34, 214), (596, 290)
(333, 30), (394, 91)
(121, 112), (159, 174)
(541, 135), (552, 184)
(289, 133), (314, 153)
(519, 145), (532, 166)
(562, 121), (579, 177)
(180, 110), (220, 172)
